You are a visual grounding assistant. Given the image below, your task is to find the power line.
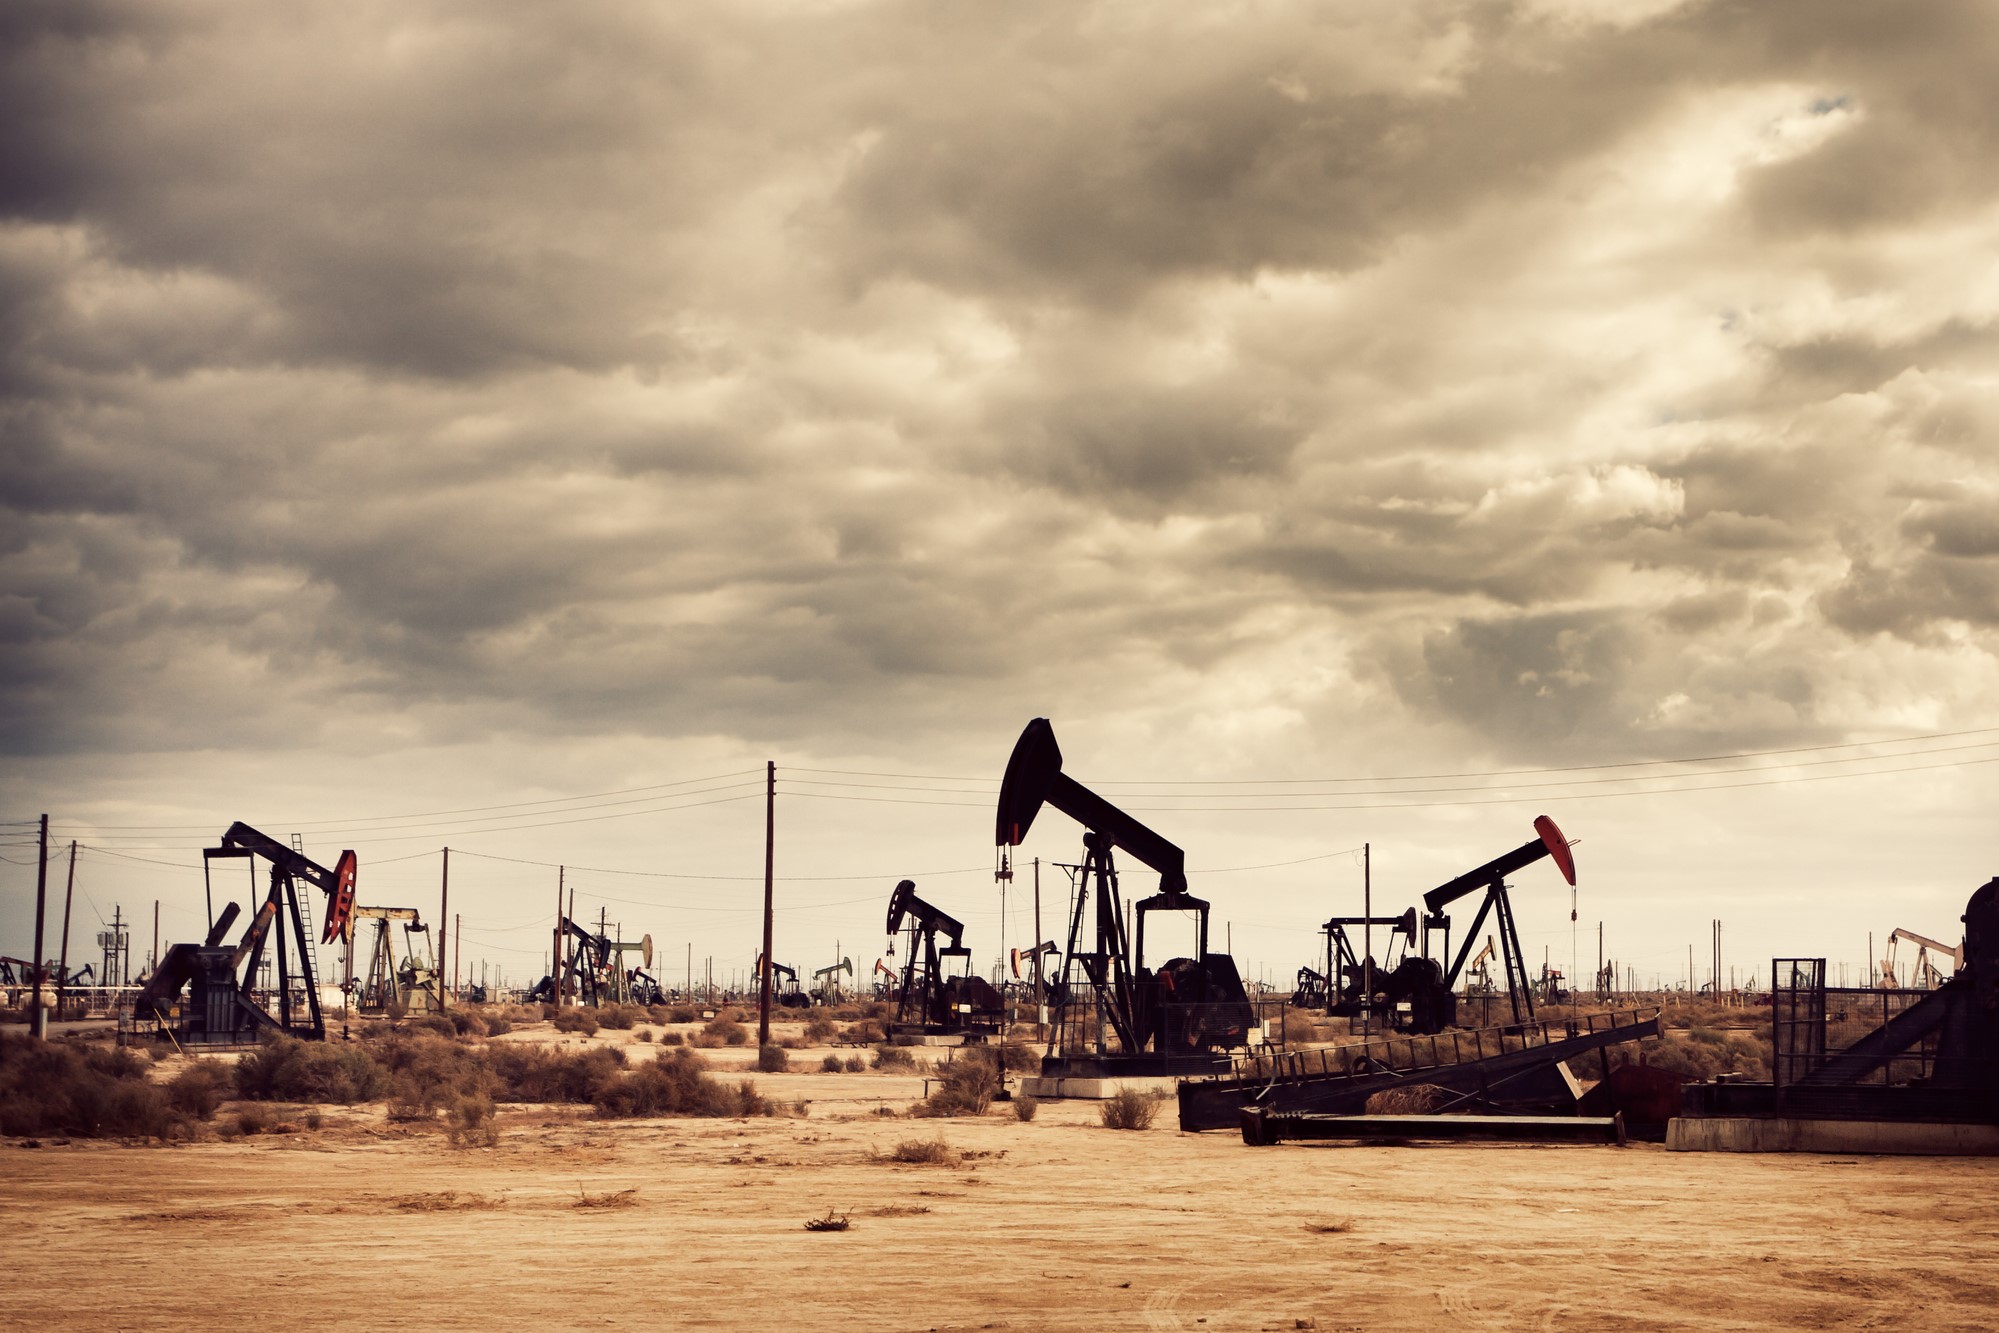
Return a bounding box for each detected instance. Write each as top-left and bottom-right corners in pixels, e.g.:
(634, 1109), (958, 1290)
(787, 724), (1999, 786)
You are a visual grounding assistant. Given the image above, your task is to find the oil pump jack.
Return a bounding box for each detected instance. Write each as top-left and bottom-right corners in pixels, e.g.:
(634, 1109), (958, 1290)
(1421, 815), (1577, 1027)
(348, 906), (440, 1014)
(812, 957), (853, 1004)
(995, 718), (1255, 1077)
(885, 880), (1002, 1036)
(134, 822), (356, 1046)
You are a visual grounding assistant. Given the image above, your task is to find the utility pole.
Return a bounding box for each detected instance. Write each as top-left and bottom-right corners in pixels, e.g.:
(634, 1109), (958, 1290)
(56, 841), (76, 1016)
(439, 847), (449, 1011)
(29, 814), (49, 1039)
(151, 899), (159, 980)
(551, 866), (565, 1007)
(453, 913), (462, 1002)
(758, 759), (775, 1048)
(1361, 843), (1372, 1040)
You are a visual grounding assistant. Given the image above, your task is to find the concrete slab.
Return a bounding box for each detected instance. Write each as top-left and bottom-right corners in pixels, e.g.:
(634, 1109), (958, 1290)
(1666, 1116), (1999, 1156)
(1020, 1074), (1181, 1101)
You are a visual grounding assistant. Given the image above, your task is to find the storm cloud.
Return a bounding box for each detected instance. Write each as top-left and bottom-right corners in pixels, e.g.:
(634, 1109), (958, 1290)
(6, 0), (1999, 813)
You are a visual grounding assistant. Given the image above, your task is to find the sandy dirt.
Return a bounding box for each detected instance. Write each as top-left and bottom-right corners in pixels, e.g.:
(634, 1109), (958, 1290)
(6, 1032), (1998, 1331)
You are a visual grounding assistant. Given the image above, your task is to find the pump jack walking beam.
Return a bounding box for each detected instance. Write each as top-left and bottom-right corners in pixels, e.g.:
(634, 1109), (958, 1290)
(1421, 816), (1576, 1026)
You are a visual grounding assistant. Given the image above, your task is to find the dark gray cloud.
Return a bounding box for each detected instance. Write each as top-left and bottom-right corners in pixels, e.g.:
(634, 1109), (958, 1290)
(5, 0), (1999, 794)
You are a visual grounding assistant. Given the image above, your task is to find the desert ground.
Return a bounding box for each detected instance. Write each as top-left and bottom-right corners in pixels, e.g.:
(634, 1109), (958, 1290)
(6, 1023), (1998, 1332)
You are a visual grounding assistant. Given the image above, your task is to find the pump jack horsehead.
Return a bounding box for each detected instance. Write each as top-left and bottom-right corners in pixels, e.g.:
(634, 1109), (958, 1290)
(995, 718), (1255, 1077)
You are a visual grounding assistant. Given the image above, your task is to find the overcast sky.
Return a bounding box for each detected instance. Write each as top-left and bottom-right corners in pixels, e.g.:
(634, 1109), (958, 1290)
(6, 0), (1999, 996)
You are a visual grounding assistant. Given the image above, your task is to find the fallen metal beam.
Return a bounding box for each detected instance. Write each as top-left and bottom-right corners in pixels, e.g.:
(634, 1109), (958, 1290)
(1179, 1007), (1660, 1132)
(1242, 1109), (1627, 1147)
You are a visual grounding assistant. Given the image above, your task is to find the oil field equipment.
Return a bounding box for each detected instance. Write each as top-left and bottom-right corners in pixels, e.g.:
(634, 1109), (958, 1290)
(1673, 876), (1999, 1146)
(885, 879), (1002, 1036)
(132, 822), (356, 1046)
(1316, 906), (1441, 1029)
(995, 717), (1255, 1077)
(1885, 926), (1962, 990)
(348, 905), (441, 1014)
(812, 956), (853, 1004)
(529, 917), (654, 1006)
(758, 954), (812, 1008)
(1421, 815), (1577, 1027)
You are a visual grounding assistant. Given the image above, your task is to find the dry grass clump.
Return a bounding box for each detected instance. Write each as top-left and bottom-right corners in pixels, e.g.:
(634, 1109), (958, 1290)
(844, 1054), (866, 1073)
(393, 1191), (504, 1211)
(574, 1187), (639, 1209)
(1364, 1084), (1457, 1115)
(550, 1008), (599, 1037)
(657, 1030), (684, 1046)
(693, 1016), (749, 1047)
(820, 1054), (845, 1073)
(871, 1042), (916, 1070)
(877, 1136), (960, 1165)
(446, 1094), (500, 1148)
(667, 1005), (700, 1024)
(1305, 1217), (1357, 1234)
(1099, 1086), (1165, 1131)
(595, 1003), (646, 1031)
(803, 1208), (851, 1231)
(1012, 1094), (1039, 1122)
(758, 1044), (790, 1073)
(844, 1018), (889, 1045)
(910, 1049), (1001, 1117)
(804, 1014), (839, 1042)
(1608, 1027), (1770, 1081)
(166, 1060), (231, 1121)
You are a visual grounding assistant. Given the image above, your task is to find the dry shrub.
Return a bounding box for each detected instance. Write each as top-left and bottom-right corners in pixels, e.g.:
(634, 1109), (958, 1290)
(1099, 1087), (1163, 1131)
(1279, 1010), (1319, 1044)
(448, 1011), (488, 1038)
(597, 1003), (644, 1031)
(551, 1008), (599, 1037)
(483, 1016), (512, 1038)
(446, 1094), (500, 1148)
(843, 1054), (866, 1073)
(647, 1004), (674, 1024)
(992, 1041), (1038, 1073)
(235, 1104), (273, 1136)
(668, 1005), (699, 1024)
(592, 1048), (767, 1119)
(1609, 1028), (1770, 1082)
(1012, 1094), (1039, 1122)
(636, 1029), (655, 1043)
(574, 1187), (639, 1209)
(485, 1044), (626, 1103)
(820, 1054), (844, 1073)
(694, 1016), (749, 1048)
(804, 1014), (838, 1042)
(1364, 1084), (1456, 1115)
(880, 1136), (959, 1165)
(0, 1033), (177, 1139)
(871, 1043), (915, 1070)
(911, 1050), (1000, 1118)
(757, 1044), (790, 1073)
(844, 1018), (888, 1045)
(394, 1191), (503, 1211)
(235, 1037), (388, 1104)
(658, 1031), (684, 1047)
(166, 1060), (230, 1121)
